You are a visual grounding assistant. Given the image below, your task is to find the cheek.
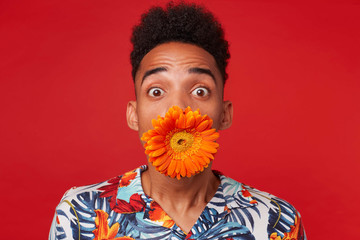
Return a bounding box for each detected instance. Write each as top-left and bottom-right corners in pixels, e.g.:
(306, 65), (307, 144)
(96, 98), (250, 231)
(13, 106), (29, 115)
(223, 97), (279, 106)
(136, 103), (163, 133)
(137, 120), (153, 144)
(138, 111), (153, 130)
(210, 114), (223, 130)
(203, 104), (224, 130)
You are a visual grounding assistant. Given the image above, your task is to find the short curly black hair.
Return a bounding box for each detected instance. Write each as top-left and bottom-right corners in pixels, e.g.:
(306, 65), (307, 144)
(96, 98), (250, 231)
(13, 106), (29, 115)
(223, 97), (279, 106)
(130, 1), (230, 84)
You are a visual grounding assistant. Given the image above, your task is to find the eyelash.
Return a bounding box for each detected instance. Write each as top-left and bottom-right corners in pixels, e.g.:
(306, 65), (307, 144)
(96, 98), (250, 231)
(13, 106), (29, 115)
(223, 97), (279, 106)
(192, 86), (211, 96)
(147, 87), (165, 97)
(146, 85), (211, 98)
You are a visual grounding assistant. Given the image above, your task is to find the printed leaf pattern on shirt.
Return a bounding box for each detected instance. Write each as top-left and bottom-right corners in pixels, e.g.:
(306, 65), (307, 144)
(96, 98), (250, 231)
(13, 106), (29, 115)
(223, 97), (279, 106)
(93, 209), (120, 239)
(92, 209), (136, 240)
(148, 201), (175, 228)
(269, 213), (305, 240)
(98, 170), (146, 214)
(61, 191), (115, 240)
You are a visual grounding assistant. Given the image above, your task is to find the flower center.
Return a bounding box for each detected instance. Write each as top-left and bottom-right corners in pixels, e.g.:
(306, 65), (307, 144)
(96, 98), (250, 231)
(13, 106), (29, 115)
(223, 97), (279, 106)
(170, 131), (194, 153)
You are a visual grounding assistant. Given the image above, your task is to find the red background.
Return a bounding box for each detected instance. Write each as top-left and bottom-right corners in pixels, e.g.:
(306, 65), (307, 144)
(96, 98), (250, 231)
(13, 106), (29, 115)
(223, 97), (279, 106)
(1, 0), (359, 239)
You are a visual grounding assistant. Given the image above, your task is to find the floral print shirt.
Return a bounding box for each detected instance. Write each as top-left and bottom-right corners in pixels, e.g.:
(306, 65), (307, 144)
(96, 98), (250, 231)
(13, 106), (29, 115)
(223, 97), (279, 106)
(49, 166), (306, 240)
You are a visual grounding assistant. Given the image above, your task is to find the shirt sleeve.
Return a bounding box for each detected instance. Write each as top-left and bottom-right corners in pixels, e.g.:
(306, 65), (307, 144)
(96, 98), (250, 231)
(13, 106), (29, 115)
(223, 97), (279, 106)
(297, 211), (307, 240)
(49, 188), (78, 240)
(49, 210), (69, 240)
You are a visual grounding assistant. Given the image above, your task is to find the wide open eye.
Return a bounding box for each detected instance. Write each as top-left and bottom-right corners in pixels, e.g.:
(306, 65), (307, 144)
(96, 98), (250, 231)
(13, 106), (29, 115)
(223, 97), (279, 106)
(191, 87), (210, 97)
(148, 87), (165, 97)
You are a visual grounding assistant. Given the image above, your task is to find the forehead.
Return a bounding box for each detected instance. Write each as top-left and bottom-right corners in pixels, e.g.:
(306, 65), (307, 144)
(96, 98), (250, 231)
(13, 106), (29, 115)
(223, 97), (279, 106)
(134, 42), (223, 86)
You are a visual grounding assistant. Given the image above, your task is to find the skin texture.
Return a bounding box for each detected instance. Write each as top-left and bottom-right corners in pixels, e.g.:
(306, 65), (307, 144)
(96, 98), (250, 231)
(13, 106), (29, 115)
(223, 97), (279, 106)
(126, 42), (233, 233)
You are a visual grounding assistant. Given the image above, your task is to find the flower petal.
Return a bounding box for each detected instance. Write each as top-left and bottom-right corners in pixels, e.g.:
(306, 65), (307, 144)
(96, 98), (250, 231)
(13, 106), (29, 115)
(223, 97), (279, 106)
(202, 132), (220, 141)
(180, 162), (187, 177)
(203, 141), (219, 148)
(192, 154), (207, 166)
(196, 120), (209, 132)
(146, 142), (165, 151)
(167, 160), (177, 176)
(177, 112), (186, 129)
(200, 142), (218, 153)
(198, 149), (215, 160)
(184, 106), (192, 114)
(185, 115), (195, 128)
(184, 158), (196, 174)
(149, 135), (165, 143)
(153, 154), (169, 167)
(149, 147), (166, 157)
(200, 128), (216, 136)
(155, 126), (167, 136)
(175, 160), (181, 174)
(157, 157), (171, 172)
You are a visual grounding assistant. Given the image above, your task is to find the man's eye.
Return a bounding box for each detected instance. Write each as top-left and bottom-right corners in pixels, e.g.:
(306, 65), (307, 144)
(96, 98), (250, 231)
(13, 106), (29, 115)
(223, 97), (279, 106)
(191, 87), (209, 97)
(148, 88), (164, 97)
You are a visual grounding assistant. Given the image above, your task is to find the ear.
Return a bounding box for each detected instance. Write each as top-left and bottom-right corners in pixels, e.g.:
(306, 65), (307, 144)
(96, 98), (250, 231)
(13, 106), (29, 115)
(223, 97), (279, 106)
(126, 101), (139, 131)
(219, 100), (233, 130)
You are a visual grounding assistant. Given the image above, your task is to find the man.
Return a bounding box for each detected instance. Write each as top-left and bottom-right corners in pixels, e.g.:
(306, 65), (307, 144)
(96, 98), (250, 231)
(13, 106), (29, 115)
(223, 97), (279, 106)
(49, 2), (306, 239)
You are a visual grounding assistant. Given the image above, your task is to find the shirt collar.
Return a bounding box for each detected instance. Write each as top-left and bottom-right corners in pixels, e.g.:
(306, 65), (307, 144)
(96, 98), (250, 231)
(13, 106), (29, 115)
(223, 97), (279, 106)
(218, 174), (258, 209)
(115, 165), (258, 213)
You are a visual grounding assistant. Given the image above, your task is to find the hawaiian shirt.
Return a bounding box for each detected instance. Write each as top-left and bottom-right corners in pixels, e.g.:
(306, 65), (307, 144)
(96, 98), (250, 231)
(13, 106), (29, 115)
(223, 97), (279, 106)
(49, 166), (306, 239)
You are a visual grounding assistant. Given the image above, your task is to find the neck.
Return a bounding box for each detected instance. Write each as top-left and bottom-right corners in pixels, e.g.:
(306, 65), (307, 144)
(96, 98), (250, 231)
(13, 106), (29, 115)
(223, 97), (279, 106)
(142, 163), (220, 211)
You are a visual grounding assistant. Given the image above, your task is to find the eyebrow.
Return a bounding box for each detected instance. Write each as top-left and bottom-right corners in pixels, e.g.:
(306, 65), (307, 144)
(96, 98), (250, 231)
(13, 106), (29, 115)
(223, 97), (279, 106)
(141, 67), (216, 85)
(188, 67), (215, 82)
(141, 67), (167, 85)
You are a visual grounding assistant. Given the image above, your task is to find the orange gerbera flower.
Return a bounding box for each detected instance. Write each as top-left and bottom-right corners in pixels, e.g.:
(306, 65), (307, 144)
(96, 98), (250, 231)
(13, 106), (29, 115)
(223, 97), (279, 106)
(141, 106), (220, 180)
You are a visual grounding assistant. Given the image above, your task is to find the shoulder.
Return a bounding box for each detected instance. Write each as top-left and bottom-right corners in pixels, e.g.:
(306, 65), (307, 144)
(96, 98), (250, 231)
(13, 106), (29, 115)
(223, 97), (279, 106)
(50, 175), (120, 240)
(55, 174), (120, 212)
(57, 166), (144, 206)
(220, 174), (299, 213)
(50, 166), (145, 240)
(219, 175), (306, 240)
(59, 179), (110, 202)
